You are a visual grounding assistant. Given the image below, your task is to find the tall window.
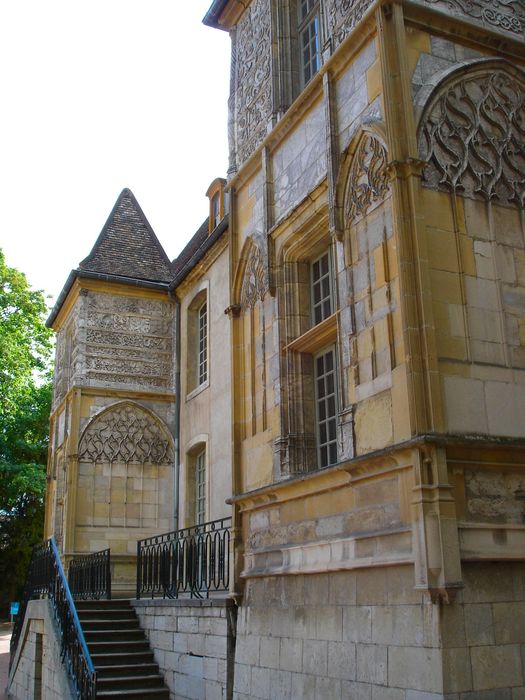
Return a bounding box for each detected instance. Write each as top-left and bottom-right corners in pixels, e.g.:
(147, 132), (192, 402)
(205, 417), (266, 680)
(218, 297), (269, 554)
(195, 450), (206, 525)
(311, 250), (334, 325)
(198, 301), (208, 385)
(315, 347), (338, 468)
(298, 0), (320, 87)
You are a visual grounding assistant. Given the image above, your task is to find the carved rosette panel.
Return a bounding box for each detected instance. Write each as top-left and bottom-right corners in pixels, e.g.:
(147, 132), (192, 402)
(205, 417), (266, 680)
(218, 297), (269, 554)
(235, 0), (272, 165)
(344, 133), (390, 223)
(418, 68), (525, 207)
(79, 403), (172, 465)
(326, 0), (376, 49)
(422, 0), (524, 37)
(241, 244), (268, 310)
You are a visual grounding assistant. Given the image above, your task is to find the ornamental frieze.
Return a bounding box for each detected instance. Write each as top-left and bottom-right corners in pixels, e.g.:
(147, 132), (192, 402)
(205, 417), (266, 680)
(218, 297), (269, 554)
(235, 0), (272, 165)
(79, 403), (172, 465)
(86, 329), (170, 351)
(86, 356), (171, 378)
(344, 133), (390, 223)
(418, 67), (525, 207)
(326, 0), (376, 49)
(421, 0), (524, 37)
(86, 312), (171, 336)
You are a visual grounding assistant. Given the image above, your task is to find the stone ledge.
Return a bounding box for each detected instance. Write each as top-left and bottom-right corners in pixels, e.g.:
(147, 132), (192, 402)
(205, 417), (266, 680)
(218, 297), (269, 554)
(132, 596), (235, 608)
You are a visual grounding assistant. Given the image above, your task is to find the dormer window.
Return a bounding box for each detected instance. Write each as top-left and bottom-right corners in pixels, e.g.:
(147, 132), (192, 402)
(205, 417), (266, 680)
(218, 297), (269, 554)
(206, 177), (227, 234)
(298, 0), (320, 87)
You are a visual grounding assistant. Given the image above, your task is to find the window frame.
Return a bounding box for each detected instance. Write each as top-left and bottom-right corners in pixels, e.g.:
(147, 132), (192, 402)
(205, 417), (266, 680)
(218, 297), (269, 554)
(297, 0), (321, 88)
(313, 345), (338, 469)
(310, 249), (335, 327)
(195, 449), (206, 525)
(197, 300), (208, 387)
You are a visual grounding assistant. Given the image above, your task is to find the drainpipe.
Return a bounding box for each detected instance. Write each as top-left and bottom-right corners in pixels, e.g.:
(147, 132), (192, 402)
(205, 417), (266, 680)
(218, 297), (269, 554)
(170, 292), (181, 531)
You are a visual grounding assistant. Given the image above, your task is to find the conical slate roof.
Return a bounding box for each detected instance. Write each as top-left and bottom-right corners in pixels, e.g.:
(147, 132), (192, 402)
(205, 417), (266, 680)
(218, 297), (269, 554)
(79, 188), (173, 283)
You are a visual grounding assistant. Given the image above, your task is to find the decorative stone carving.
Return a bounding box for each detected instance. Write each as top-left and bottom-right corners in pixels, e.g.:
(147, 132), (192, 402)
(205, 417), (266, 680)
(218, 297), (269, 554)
(344, 133), (390, 222)
(241, 244), (268, 309)
(83, 291), (174, 391)
(79, 403), (172, 465)
(421, 0), (524, 37)
(326, 0), (376, 49)
(418, 67), (525, 207)
(235, 0), (272, 165)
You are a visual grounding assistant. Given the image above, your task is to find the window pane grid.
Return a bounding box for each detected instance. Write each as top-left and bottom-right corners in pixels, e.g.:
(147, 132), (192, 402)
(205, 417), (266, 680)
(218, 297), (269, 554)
(195, 451), (206, 525)
(198, 302), (208, 385)
(311, 251), (333, 325)
(298, 1), (320, 86)
(315, 348), (338, 469)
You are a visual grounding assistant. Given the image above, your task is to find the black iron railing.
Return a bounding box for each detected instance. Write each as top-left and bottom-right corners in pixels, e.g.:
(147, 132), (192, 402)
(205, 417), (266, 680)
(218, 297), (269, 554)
(68, 548), (111, 601)
(136, 517), (231, 599)
(10, 538), (96, 700)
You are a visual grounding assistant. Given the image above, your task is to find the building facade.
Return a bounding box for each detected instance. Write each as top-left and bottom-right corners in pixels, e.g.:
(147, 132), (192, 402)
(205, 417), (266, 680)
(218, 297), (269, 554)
(41, 0), (525, 697)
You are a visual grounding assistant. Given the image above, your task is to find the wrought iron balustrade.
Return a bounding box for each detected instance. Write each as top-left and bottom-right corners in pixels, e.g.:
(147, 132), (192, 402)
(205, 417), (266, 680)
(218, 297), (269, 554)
(68, 548), (111, 600)
(10, 538), (96, 700)
(137, 517), (231, 599)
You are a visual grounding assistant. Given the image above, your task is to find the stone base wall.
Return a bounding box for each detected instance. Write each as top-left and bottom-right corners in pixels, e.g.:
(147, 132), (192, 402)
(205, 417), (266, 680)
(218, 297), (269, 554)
(8, 599), (74, 700)
(133, 597), (236, 700)
(233, 564), (525, 699)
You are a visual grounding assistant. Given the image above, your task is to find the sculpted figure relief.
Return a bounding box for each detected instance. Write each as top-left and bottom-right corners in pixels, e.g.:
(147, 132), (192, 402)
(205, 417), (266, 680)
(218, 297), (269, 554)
(344, 133), (390, 223)
(79, 403), (172, 465)
(418, 67), (525, 207)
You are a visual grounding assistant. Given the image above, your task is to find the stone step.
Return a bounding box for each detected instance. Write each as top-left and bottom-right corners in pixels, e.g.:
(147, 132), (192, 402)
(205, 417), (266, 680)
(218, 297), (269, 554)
(91, 650), (156, 666)
(78, 608), (137, 621)
(96, 663), (160, 679)
(82, 619), (140, 631)
(88, 640), (150, 655)
(84, 629), (145, 643)
(76, 599), (132, 610)
(96, 689), (169, 699)
(97, 674), (165, 691)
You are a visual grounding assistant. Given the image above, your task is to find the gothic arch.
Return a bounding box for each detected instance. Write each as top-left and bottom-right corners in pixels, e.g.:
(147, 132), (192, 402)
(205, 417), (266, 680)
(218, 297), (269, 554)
(336, 126), (391, 231)
(233, 237), (268, 309)
(417, 59), (525, 207)
(78, 401), (174, 465)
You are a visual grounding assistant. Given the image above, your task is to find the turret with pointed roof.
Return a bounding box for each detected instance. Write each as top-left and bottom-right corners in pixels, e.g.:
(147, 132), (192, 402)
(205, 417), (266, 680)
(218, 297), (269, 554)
(48, 188), (173, 326)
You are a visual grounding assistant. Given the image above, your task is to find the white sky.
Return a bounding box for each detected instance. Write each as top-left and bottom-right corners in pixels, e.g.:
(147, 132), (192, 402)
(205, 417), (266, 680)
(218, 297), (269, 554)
(0, 0), (230, 306)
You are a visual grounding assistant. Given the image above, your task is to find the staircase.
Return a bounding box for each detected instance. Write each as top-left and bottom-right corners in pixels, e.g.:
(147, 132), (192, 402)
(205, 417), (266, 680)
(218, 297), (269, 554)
(77, 599), (170, 699)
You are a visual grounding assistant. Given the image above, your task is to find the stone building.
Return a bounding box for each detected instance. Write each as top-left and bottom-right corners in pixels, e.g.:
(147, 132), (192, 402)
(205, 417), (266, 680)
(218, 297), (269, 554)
(10, 0), (525, 699)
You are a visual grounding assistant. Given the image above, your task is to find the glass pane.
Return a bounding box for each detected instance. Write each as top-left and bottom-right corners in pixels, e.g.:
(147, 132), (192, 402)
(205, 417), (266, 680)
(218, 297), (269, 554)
(320, 446), (328, 468)
(329, 443), (337, 465)
(328, 419), (336, 441)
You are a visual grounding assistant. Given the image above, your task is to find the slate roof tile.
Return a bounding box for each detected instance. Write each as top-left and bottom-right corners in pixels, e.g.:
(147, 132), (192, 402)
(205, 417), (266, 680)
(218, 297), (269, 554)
(79, 188), (173, 283)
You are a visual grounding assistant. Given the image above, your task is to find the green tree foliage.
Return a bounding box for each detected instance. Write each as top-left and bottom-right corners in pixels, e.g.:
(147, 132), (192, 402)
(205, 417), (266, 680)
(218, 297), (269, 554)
(0, 249), (53, 617)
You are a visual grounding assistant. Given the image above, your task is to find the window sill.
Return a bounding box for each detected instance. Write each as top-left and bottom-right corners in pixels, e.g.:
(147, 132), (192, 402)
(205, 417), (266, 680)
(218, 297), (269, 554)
(186, 379), (210, 402)
(285, 312), (338, 354)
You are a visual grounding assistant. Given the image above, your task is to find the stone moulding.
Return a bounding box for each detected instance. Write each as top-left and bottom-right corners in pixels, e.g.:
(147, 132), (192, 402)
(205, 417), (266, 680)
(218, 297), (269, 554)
(418, 64), (525, 207)
(419, 0), (525, 38)
(78, 402), (173, 465)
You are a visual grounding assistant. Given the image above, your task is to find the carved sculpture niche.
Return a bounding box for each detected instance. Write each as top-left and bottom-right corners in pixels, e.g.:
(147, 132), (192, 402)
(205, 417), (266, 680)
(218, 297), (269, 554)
(240, 243), (269, 436)
(344, 132), (395, 393)
(418, 66), (525, 207)
(78, 403), (173, 530)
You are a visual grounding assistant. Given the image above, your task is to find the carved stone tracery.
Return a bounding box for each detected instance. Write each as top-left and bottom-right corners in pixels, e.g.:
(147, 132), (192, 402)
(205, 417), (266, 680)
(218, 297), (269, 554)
(422, 0), (524, 37)
(326, 0), (376, 49)
(344, 133), (390, 223)
(241, 244), (268, 309)
(418, 67), (525, 207)
(235, 0), (272, 166)
(79, 403), (172, 465)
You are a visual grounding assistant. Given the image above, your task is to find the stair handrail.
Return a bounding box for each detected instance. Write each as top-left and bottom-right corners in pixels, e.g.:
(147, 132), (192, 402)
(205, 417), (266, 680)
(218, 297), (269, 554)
(68, 547), (111, 600)
(10, 537), (96, 700)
